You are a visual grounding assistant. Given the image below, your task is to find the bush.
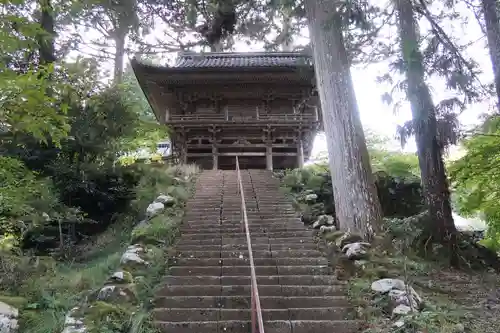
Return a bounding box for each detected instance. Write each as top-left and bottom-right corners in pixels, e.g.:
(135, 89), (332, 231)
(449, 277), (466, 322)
(279, 165), (424, 224)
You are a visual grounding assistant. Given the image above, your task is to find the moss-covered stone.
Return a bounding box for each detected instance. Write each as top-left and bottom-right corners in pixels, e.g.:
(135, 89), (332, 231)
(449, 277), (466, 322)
(91, 283), (138, 304)
(131, 215), (180, 246)
(336, 232), (364, 248)
(105, 271), (134, 285)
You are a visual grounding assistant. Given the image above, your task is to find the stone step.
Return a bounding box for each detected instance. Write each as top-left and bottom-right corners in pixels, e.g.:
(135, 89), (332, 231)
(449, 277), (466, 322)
(153, 306), (350, 322)
(174, 243), (318, 252)
(158, 285), (346, 297)
(180, 227), (308, 234)
(172, 257), (328, 267)
(176, 249), (323, 259)
(154, 320), (362, 333)
(181, 223), (306, 230)
(180, 231), (313, 239)
(168, 265), (330, 277)
(176, 238), (315, 246)
(164, 275), (341, 286)
(154, 295), (349, 309)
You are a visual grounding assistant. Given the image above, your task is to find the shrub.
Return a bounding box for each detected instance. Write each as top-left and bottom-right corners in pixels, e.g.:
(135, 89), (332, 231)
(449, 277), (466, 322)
(279, 165), (424, 224)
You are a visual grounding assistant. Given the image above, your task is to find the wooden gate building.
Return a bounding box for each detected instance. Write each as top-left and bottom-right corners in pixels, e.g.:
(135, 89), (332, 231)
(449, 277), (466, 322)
(131, 52), (321, 170)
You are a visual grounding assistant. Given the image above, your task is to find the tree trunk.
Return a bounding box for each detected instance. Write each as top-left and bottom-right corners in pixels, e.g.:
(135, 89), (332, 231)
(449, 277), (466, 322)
(114, 34), (126, 85)
(38, 0), (56, 65)
(394, 0), (458, 256)
(481, 0), (500, 112)
(304, 0), (383, 240)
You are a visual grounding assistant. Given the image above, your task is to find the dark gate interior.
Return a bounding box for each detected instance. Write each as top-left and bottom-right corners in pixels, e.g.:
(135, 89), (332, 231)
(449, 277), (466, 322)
(219, 156), (266, 170)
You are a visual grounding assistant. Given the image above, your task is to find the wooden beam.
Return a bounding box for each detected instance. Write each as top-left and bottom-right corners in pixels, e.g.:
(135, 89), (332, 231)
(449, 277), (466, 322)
(186, 152), (298, 157)
(186, 143), (293, 149)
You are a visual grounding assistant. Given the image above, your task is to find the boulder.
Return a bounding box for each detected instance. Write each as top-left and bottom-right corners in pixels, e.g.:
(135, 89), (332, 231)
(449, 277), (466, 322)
(342, 242), (371, 260)
(335, 232), (364, 248)
(304, 193), (318, 202)
(106, 271), (133, 285)
(371, 278), (406, 294)
(94, 284), (137, 304)
(0, 301), (17, 333)
(120, 245), (148, 268)
(146, 202), (164, 218)
(388, 289), (420, 310)
(155, 194), (175, 206)
(392, 304), (413, 315)
(319, 225), (336, 234)
(312, 215), (334, 229)
(61, 307), (86, 333)
(371, 278), (423, 315)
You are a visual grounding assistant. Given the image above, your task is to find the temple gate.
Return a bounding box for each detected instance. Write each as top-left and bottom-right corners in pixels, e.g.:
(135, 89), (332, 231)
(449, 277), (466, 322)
(132, 52), (321, 170)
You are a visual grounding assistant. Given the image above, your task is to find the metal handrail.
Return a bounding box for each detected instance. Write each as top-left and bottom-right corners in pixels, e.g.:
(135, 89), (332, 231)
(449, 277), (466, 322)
(235, 156), (265, 333)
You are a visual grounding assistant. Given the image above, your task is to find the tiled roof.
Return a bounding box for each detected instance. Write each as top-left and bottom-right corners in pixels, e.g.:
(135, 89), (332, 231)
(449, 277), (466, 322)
(174, 52), (312, 68)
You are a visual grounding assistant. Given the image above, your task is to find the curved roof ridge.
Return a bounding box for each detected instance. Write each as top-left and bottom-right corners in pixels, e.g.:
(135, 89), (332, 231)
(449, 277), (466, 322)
(174, 51), (312, 68)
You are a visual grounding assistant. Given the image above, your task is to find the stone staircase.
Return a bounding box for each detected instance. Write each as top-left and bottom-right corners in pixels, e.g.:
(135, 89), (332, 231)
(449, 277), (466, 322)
(153, 169), (360, 333)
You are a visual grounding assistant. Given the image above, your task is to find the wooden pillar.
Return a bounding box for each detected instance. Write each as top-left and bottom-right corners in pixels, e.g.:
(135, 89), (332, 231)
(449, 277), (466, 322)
(212, 145), (218, 170)
(297, 139), (304, 168)
(266, 145), (273, 170)
(181, 144), (187, 164)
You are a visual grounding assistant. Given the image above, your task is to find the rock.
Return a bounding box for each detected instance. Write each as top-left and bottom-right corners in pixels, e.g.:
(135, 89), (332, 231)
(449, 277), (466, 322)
(319, 225), (336, 234)
(453, 323), (465, 332)
(106, 271), (133, 284)
(95, 284), (137, 303)
(304, 193), (318, 202)
(61, 307), (86, 333)
(392, 320), (405, 328)
(146, 202), (164, 218)
(335, 232), (364, 248)
(392, 304), (413, 315)
(0, 301), (18, 333)
(120, 245), (148, 267)
(342, 242), (371, 260)
(312, 215), (334, 229)
(371, 278), (406, 294)
(155, 194), (175, 206)
(372, 278), (423, 316)
(388, 289), (420, 310)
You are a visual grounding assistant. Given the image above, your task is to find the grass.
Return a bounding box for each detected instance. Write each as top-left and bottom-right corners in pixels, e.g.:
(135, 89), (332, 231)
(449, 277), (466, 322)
(0, 163), (199, 333)
(276, 167), (500, 333)
(345, 250), (499, 333)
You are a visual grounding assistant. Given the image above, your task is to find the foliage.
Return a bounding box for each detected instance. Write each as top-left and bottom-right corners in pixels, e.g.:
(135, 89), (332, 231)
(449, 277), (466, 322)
(10, 165), (196, 333)
(278, 137), (425, 225)
(0, 156), (86, 253)
(449, 115), (500, 250)
(0, 0), (70, 144)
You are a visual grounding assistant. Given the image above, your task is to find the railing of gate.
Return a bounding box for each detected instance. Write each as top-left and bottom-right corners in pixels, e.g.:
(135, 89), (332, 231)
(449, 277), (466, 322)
(235, 156), (265, 333)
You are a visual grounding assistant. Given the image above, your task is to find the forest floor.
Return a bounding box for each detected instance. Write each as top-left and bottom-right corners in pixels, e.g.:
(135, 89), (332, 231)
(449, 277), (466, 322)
(347, 253), (500, 333)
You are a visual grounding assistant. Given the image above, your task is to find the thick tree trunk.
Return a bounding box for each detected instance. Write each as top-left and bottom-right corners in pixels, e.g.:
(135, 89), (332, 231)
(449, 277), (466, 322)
(114, 34), (126, 84)
(304, 0), (383, 240)
(481, 0), (500, 112)
(38, 0), (56, 65)
(395, 0), (458, 255)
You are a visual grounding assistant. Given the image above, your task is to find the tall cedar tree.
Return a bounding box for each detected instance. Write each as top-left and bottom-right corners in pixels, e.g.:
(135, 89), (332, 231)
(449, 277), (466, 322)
(481, 0), (500, 112)
(394, 0), (458, 260)
(38, 0), (56, 65)
(304, 0), (383, 240)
